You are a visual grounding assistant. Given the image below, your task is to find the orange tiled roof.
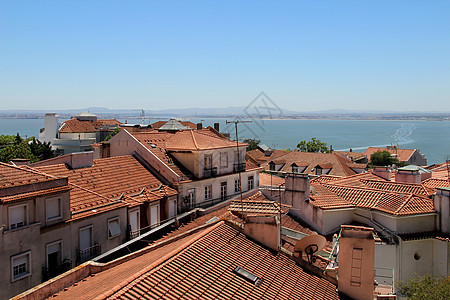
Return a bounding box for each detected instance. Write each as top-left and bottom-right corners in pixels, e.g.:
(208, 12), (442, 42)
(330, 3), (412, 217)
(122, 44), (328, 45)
(165, 129), (246, 151)
(104, 222), (340, 300)
(246, 148), (289, 165)
(259, 172), (285, 186)
(363, 147), (415, 162)
(268, 152), (361, 177)
(59, 118), (122, 133)
(130, 131), (193, 179)
(360, 179), (435, 196)
(151, 120), (197, 129)
(317, 183), (435, 215)
(310, 175), (343, 184)
(34, 156), (176, 215)
(422, 178), (450, 189)
(0, 162), (57, 189)
(333, 150), (366, 161)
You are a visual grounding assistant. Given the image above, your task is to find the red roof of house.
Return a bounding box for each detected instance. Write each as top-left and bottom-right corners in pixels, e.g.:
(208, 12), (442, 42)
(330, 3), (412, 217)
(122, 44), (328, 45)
(259, 172), (285, 187)
(422, 178), (450, 189)
(165, 129), (246, 151)
(0, 162), (56, 189)
(59, 118), (122, 133)
(34, 155), (176, 216)
(151, 120), (197, 129)
(265, 152), (362, 177)
(103, 221), (340, 300)
(363, 147), (416, 162)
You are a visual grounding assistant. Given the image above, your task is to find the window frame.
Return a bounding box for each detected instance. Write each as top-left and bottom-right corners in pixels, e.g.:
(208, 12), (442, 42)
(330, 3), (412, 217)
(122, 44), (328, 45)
(8, 203), (28, 230)
(45, 196), (62, 222)
(107, 217), (121, 239)
(248, 176), (254, 190)
(204, 185), (212, 200)
(79, 225), (94, 251)
(11, 251), (32, 282)
(234, 179), (240, 193)
(220, 152), (228, 168)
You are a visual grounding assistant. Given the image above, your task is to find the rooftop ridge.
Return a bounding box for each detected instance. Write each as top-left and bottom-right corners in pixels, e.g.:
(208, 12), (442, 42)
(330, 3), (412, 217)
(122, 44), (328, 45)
(394, 194), (414, 214)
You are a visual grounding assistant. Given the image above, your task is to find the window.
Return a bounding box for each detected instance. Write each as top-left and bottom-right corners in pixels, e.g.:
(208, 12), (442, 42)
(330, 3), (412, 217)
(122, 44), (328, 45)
(292, 165), (299, 173)
(220, 182), (227, 200)
(204, 155), (212, 169)
(220, 152), (228, 168)
(150, 204), (160, 227)
(316, 166), (323, 175)
(269, 162), (275, 171)
(248, 176), (254, 190)
(128, 209), (140, 234)
(234, 179), (240, 193)
(186, 188), (195, 205)
(46, 241), (62, 269)
(11, 251), (31, 281)
(8, 204), (27, 230)
(168, 199), (177, 219)
(46, 197), (62, 221)
(205, 185), (212, 199)
(79, 225), (93, 251)
(108, 218), (121, 239)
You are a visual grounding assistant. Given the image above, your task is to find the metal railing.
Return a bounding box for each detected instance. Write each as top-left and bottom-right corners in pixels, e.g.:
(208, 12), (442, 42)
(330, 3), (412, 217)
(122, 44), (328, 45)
(42, 259), (72, 281)
(233, 163), (246, 173)
(76, 243), (101, 263)
(127, 222), (162, 241)
(203, 167), (218, 178)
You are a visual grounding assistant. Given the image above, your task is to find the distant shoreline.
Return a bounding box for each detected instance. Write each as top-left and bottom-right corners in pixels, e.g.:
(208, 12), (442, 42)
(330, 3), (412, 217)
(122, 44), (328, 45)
(1, 116), (449, 122)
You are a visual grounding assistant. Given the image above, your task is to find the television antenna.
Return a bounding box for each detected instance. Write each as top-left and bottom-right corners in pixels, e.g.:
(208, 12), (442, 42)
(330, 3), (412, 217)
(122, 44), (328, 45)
(294, 234), (327, 264)
(226, 120), (252, 201)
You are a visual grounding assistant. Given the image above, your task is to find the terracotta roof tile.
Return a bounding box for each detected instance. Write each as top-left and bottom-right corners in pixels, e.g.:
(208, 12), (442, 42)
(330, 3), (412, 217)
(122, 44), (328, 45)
(0, 162), (57, 189)
(59, 118), (122, 133)
(104, 222), (340, 300)
(34, 156), (176, 215)
(151, 120), (197, 130)
(229, 191), (291, 216)
(165, 130), (246, 151)
(259, 172), (285, 186)
(422, 178), (450, 189)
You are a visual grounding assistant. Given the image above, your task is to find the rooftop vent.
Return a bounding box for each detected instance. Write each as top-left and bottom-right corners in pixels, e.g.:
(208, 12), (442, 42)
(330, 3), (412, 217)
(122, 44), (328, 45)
(148, 143), (156, 148)
(233, 266), (262, 286)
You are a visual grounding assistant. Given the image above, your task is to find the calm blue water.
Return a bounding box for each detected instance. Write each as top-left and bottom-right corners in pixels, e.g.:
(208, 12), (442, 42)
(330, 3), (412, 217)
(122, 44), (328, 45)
(1, 118), (449, 165)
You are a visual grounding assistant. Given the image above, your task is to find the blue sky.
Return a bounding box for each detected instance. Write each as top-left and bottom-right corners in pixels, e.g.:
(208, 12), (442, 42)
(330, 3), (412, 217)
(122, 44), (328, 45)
(1, 0), (449, 112)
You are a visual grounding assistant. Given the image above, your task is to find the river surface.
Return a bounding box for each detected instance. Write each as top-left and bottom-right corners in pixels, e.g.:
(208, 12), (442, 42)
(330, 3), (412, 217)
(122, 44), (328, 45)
(1, 118), (449, 165)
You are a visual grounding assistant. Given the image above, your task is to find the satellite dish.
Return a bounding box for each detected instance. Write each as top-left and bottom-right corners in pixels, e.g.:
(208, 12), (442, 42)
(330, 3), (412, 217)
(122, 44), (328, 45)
(294, 234), (327, 264)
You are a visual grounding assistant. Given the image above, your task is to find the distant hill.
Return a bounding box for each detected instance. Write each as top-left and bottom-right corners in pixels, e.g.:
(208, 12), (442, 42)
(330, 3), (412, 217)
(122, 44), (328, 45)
(0, 107), (449, 121)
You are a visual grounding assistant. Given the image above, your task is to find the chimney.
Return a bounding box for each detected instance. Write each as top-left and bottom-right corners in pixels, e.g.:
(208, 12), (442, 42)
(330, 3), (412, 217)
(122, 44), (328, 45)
(197, 123), (202, 130)
(395, 168), (420, 184)
(434, 187), (450, 233)
(330, 145), (333, 152)
(214, 122), (220, 132)
(241, 214), (281, 251)
(338, 225), (375, 300)
(372, 166), (391, 181)
(350, 148), (353, 152)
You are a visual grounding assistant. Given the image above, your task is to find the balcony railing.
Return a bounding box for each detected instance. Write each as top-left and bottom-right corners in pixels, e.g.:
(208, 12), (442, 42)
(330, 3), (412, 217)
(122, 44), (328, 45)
(76, 243), (101, 263)
(203, 167), (218, 178)
(233, 163), (246, 173)
(42, 259), (72, 281)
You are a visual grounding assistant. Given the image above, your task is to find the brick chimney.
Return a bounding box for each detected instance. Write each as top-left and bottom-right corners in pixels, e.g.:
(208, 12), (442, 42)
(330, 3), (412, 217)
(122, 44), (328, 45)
(197, 123), (202, 130)
(214, 122), (220, 132)
(338, 225), (375, 300)
(372, 166), (391, 181)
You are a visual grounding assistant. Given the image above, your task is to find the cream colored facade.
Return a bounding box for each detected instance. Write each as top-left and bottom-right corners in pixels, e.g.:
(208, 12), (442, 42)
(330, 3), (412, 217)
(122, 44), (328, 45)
(106, 129), (260, 212)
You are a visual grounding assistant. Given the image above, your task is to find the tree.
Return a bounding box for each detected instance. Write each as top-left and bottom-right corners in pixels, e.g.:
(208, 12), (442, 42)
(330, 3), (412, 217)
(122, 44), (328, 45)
(243, 138), (260, 151)
(370, 150), (407, 167)
(103, 127), (121, 142)
(29, 138), (55, 160)
(297, 137), (330, 153)
(397, 274), (450, 300)
(0, 142), (37, 163)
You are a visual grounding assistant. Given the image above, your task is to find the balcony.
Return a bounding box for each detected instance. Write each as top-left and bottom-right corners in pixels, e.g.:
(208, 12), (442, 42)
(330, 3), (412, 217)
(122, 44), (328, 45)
(42, 259), (72, 281)
(233, 163), (246, 173)
(203, 167), (217, 178)
(76, 243), (101, 263)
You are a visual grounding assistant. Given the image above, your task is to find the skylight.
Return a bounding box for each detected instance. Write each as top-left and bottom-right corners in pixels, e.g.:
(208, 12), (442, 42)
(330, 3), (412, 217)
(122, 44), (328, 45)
(233, 266), (262, 286)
